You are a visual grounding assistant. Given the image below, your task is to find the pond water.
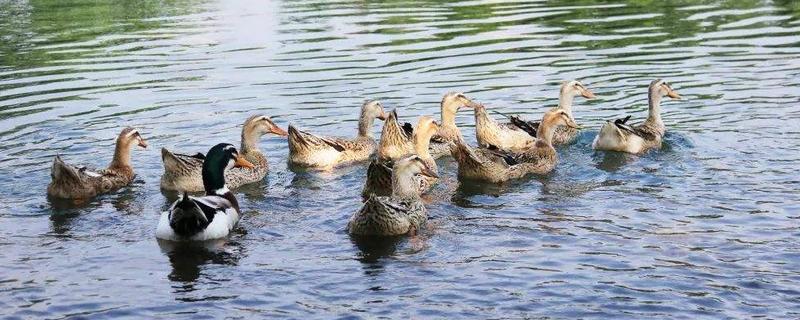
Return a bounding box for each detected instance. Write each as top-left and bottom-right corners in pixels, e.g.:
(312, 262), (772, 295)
(1, 0), (800, 318)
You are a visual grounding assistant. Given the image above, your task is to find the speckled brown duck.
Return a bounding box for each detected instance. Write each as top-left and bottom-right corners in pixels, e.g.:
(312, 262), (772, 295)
(47, 127), (148, 200)
(592, 79), (680, 154)
(287, 100), (387, 170)
(348, 155), (439, 236)
(451, 109), (578, 183)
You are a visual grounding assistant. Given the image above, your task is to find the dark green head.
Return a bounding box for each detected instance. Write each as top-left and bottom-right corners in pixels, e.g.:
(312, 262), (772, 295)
(201, 143), (254, 195)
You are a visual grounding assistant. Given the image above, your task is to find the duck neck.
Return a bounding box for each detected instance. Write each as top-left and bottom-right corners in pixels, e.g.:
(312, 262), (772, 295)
(358, 110), (376, 138)
(414, 131), (433, 160)
(240, 127), (262, 155)
(202, 163), (228, 196)
(558, 90), (575, 118)
(109, 140), (132, 169)
(535, 120), (555, 147)
(441, 105), (457, 129)
(392, 171), (420, 200)
(645, 88), (663, 128)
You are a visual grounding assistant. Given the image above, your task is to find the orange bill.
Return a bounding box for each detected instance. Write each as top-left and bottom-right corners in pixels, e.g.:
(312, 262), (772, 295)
(271, 125), (289, 137)
(234, 155), (255, 169)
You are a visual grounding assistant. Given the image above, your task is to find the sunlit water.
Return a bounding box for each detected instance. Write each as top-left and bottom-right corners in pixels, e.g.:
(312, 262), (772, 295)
(1, 0), (799, 318)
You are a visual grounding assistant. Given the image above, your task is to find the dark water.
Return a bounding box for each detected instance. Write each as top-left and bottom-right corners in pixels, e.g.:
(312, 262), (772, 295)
(2, 0), (800, 318)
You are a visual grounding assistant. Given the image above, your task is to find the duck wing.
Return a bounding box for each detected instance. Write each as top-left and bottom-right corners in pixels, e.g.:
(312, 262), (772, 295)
(612, 116), (658, 140)
(509, 115), (539, 138)
(482, 144), (519, 166)
(288, 125), (347, 152)
(161, 147), (205, 172)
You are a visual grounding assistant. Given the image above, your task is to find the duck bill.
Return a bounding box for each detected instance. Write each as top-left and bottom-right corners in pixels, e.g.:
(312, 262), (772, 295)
(566, 116), (581, 129)
(462, 99), (481, 109)
(421, 165), (439, 179)
(271, 125), (289, 137)
(234, 155), (255, 169)
(376, 111), (388, 121)
(581, 88), (596, 99)
(667, 89), (681, 100)
(137, 137), (149, 149)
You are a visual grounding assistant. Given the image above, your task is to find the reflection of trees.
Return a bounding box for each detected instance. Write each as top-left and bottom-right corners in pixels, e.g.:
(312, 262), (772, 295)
(0, 0), (207, 69)
(279, 0), (791, 55)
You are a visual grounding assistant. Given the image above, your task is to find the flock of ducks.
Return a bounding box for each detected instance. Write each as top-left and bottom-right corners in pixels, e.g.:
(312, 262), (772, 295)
(47, 79), (681, 240)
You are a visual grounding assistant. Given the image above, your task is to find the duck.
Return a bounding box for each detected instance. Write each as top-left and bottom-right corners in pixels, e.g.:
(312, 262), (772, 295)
(47, 127), (148, 200)
(160, 115), (288, 192)
(156, 143), (255, 241)
(429, 92), (481, 158)
(348, 155), (439, 236)
(592, 79), (680, 154)
(506, 80), (596, 146)
(287, 100), (387, 170)
(362, 115), (440, 199)
(451, 109), (579, 183)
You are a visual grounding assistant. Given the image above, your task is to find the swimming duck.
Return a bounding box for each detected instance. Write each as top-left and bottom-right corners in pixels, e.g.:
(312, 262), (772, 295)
(47, 127), (148, 200)
(506, 80), (596, 146)
(451, 109), (578, 183)
(156, 143), (255, 241)
(362, 115), (440, 199)
(429, 92), (481, 158)
(160, 115), (287, 192)
(287, 100), (387, 170)
(592, 79), (680, 154)
(348, 155), (439, 236)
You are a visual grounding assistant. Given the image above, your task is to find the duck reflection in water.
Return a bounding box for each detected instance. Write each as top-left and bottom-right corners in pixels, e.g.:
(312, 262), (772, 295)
(157, 239), (243, 284)
(350, 234), (427, 277)
(594, 150), (638, 173)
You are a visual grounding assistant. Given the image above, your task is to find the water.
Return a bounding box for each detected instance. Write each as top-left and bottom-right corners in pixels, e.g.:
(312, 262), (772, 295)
(1, 0), (799, 318)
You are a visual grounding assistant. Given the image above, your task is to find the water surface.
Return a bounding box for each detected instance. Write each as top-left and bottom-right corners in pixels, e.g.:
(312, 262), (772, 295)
(2, 0), (800, 318)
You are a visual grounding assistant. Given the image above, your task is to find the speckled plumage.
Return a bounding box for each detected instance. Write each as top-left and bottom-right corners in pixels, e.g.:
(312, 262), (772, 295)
(349, 156), (435, 236)
(451, 109), (577, 183)
(451, 139), (557, 183)
(347, 195), (427, 236)
(362, 115), (439, 199)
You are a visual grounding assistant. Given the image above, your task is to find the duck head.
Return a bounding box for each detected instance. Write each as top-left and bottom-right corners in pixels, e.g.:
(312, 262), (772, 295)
(561, 80), (596, 100)
(358, 100), (387, 137)
(362, 100), (387, 121)
(119, 127), (148, 149)
(244, 115), (288, 137)
(202, 143), (254, 195)
(110, 127), (147, 169)
(650, 79), (681, 100)
(392, 155), (439, 198)
(441, 92), (481, 123)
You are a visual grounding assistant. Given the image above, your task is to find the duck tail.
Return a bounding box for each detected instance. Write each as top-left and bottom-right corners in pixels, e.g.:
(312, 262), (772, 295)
(51, 155), (80, 183)
(169, 193), (209, 237)
(361, 159), (393, 201)
(377, 110), (413, 158)
(449, 138), (482, 169)
(287, 125), (315, 151)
